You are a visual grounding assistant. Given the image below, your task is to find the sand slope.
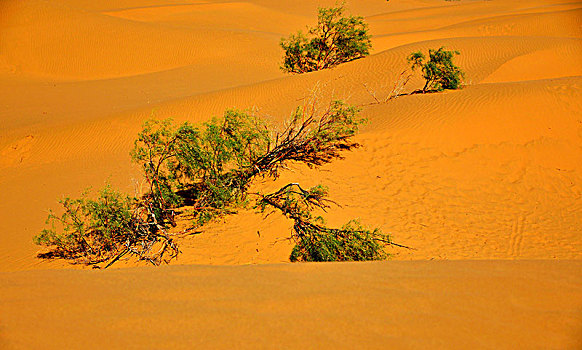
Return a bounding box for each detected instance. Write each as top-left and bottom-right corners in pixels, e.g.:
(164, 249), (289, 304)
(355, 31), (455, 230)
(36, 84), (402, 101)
(1, 260), (581, 349)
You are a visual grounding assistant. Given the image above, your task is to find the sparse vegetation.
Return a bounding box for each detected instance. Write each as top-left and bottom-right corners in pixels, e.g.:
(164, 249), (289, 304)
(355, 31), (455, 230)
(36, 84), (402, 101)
(130, 111), (270, 228)
(408, 47), (464, 93)
(256, 183), (392, 262)
(360, 48), (464, 105)
(35, 98), (392, 267)
(130, 100), (364, 228)
(34, 184), (178, 267)
(280, 3), (371, 73)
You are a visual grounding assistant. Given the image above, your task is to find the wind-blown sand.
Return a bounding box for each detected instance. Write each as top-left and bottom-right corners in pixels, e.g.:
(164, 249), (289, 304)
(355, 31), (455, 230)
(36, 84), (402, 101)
(1, 260), (581, 349)
(1, 0), (581, 348)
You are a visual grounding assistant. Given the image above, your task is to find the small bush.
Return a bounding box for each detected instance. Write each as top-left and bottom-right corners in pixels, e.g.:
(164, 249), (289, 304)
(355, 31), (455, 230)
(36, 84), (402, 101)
(280, 4), (371, 73)
(131, 110), (270, 227)
(408, 47), (464, 92)
(34, 184), (178, 267)
(257, 183), (391, 262)
(290, 220), (388, 262)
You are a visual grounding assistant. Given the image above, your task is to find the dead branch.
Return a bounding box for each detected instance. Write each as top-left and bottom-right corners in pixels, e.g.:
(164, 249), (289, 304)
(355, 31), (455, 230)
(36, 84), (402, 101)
(361, 69), (413, 107)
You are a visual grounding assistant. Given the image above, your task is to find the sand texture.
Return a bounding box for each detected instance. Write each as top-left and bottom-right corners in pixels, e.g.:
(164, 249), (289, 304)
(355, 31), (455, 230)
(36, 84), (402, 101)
(1, 0), (581, 348)
(1, 260), (581, 349)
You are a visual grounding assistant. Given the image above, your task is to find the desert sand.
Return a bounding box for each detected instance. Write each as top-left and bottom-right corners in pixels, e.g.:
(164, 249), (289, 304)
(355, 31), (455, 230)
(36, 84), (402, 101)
(1, 0), (581, 348)
(1, 261), (581, 349)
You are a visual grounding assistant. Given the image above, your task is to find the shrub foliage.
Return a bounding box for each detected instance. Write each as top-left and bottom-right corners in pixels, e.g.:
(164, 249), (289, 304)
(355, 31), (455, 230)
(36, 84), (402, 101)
(130, 111), (270, 227)
(408, 47), (464, 92)
(34, 185), (178, 267)
(280, 4), (371, 73)
(256, 183), (391, 262)
(130, 101), (363, 228)
(35, 99), (382, 267)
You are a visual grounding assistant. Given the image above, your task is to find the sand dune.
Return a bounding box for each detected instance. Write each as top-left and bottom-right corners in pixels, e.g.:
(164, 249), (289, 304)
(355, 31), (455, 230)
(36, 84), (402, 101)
(482, 40), (582, 83)
(104, 2), (308, 35)
(1, 261), (581, 349)
(371, 5), (582, 51)
(1, 0), (581, 347)
(0, 0), (281, 80)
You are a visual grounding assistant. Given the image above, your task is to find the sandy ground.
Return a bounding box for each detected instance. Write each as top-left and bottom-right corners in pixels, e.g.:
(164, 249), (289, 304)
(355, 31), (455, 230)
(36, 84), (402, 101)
(1, 0), (581, 348)
(1, 260), (581, 349)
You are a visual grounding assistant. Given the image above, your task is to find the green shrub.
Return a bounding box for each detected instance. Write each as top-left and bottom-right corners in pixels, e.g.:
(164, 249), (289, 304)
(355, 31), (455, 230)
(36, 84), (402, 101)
(131, 101), (363, 227)
(257, 183), (391, 262)
(36, 99), (366, 267)
(130, 118), (190, 225)
(408, 47), (464, 92)
(34, 184), (178, 267)
(248, 100), (364, 176)
(131, 110), (270, 226)
(280, 4), (371, 73)
(290, 220), (388, 262)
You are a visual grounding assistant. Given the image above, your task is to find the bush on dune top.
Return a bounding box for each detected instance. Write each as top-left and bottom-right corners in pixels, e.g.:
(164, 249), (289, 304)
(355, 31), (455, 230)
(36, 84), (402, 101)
(280, 3), (372, 74)
(407, 47), (464, 93)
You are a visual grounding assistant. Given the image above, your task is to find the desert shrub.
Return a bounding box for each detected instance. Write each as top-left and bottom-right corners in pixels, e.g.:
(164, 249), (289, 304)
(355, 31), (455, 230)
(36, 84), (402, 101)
(131, 101), (363, 227)
(131, 111), (270, 226)
(280, 4), (371, 73)
(407, 47), (464, 92)
(246, 100), (364, 177)
(256, 183), (391, 262)
(34, 184), (178, 267)
(130, 118), (191, 225)
(36, 99), (366, 267)
(290, 221), (388, 262)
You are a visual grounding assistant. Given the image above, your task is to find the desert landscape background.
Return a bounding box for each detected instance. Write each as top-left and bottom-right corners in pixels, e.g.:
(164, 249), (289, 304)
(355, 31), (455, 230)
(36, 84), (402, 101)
(1, 0), (581, 348)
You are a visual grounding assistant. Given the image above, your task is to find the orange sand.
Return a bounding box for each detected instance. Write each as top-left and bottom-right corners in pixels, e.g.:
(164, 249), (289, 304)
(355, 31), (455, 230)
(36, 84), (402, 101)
(1, 260), (581, 349)
(1, 0), (581, 347)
